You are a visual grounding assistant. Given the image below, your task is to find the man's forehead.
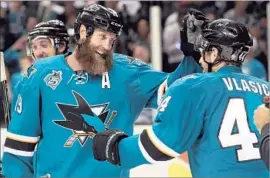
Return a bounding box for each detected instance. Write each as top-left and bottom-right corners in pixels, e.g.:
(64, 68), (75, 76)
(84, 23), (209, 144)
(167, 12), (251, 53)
(31, 36), (51, 44)
(94, 28), (116, 38)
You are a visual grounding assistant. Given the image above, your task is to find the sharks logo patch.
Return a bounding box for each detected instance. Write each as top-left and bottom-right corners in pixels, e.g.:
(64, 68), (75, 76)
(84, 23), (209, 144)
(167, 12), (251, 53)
(53, 91), (117, 147)
(44, 70), (62, 90)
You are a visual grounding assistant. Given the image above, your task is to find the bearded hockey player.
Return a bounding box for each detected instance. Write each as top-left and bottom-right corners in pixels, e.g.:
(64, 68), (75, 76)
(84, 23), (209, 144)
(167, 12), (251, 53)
(92, 19), (270, 177)
(2, 5), (203, 177)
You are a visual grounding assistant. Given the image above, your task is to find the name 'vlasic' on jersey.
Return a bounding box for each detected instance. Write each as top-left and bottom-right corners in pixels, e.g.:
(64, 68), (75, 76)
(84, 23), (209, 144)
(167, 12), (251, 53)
(222, 77), (269, 96)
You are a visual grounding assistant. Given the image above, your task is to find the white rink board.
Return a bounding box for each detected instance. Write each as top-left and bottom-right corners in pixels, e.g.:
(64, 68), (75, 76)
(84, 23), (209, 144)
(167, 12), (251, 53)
(1, 128), (5, 158)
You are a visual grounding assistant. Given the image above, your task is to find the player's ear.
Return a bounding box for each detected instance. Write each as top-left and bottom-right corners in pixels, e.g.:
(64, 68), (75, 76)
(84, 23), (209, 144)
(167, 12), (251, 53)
(209, 47), (219, 63)
(79, 24), (87, 41)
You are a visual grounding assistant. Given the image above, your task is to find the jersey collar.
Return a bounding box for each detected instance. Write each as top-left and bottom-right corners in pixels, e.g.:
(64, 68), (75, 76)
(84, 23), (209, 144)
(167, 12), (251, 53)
(217, 65), (242, 74)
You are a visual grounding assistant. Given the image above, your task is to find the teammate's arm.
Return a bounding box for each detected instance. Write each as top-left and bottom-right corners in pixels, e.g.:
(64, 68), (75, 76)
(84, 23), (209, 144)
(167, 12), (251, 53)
(143, 8), (208, 107)
(137, 55), (202, 109)
(254, 99), (270, 169)
(2, 65), (42, 177)
(93, 79), (204, 169)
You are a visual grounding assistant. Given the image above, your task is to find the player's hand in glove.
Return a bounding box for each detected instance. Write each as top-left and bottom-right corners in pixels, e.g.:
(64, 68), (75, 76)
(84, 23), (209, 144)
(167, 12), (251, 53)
(93, 129), (128, 165)
(180, 8), (209, 62)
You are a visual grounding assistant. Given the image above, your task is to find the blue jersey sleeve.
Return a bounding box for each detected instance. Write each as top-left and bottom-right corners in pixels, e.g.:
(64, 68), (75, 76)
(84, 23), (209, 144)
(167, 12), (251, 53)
(2, 65), (43, 177)
(4, 47), (21, 63)
(135, 60), (167, 108)
(167, 56), (202, 86)
(138, 56), (202, 109)
(119, 76), (205, 169)
(10, 73), (23, 94)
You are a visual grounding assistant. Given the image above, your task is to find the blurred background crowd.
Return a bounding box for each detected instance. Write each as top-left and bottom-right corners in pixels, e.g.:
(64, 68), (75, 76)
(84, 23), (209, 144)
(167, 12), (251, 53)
(0, 1), (269, 124)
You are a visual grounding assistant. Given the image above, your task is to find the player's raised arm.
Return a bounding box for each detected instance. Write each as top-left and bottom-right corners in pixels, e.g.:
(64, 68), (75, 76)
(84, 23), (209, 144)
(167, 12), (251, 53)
(146, 9), (207, 107)
(2, 64), (43, 177)
(166, 8), (209, 83)
(93, 76), (205, 169)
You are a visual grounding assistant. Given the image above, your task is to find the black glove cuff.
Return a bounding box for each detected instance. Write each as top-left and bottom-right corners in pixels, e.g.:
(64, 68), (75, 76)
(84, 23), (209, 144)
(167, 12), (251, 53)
(106, 131), (128, 165)
(93, 130), (128, 166)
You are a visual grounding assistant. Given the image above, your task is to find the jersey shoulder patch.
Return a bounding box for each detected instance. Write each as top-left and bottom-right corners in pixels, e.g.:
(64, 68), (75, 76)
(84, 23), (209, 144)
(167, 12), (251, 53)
(173, 73), (203, 86)
(19, 55), (64, 88)
(22, 65), (37, 78)
(171, 73), (216, 93)
(180, 73), (200, 81)
(113, 53), (149, 68)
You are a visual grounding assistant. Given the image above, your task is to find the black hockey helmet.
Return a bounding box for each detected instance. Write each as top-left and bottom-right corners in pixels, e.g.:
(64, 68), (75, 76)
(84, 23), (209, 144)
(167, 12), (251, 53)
(27, 20), (69, 58)
(74, 4), (123, 42)
(195, 19), (253, 65)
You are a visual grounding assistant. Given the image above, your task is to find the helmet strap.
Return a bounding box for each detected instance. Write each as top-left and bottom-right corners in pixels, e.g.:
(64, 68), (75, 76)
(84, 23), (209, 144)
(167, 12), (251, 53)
(202, 52), (212, 72)
(207, 63), (213, 72)
(49, 38), (60, 55)
(202, 50), (223, 72)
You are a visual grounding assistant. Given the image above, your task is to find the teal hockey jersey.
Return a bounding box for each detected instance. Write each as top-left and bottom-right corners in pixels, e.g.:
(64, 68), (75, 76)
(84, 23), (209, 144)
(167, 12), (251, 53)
(2, 53), (201, 177)
(118, 66), (270, 177)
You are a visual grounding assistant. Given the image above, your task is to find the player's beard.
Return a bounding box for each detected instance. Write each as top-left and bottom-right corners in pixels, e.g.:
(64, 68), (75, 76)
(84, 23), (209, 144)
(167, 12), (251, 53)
(76, 38), (113, 76)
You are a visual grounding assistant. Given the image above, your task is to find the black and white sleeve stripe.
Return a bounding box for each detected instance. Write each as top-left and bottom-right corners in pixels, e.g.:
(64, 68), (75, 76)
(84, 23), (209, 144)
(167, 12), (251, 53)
(138, 128), (180, 163)
(4, 132), (39, 157)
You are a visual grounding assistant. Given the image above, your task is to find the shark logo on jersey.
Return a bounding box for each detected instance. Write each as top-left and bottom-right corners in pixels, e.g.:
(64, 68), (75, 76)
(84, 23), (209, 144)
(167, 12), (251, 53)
(127, 56), (146, 66)
(67, 71), (89, 85)
(23, 65), (37, 78)
(44, 70), (62, 90)
(53, 90), (117, 147)
(180, 74), (198, 81)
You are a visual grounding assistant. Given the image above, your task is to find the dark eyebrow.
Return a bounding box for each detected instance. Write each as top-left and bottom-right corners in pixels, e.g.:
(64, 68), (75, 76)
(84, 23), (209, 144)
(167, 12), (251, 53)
(96, 31), (117, 41)
(98, 33), (106, 36)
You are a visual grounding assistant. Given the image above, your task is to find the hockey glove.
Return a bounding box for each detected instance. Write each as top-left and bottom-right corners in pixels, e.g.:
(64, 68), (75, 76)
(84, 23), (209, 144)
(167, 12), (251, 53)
(93, 129), (128, 165)
(180, 8), (209, 61)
